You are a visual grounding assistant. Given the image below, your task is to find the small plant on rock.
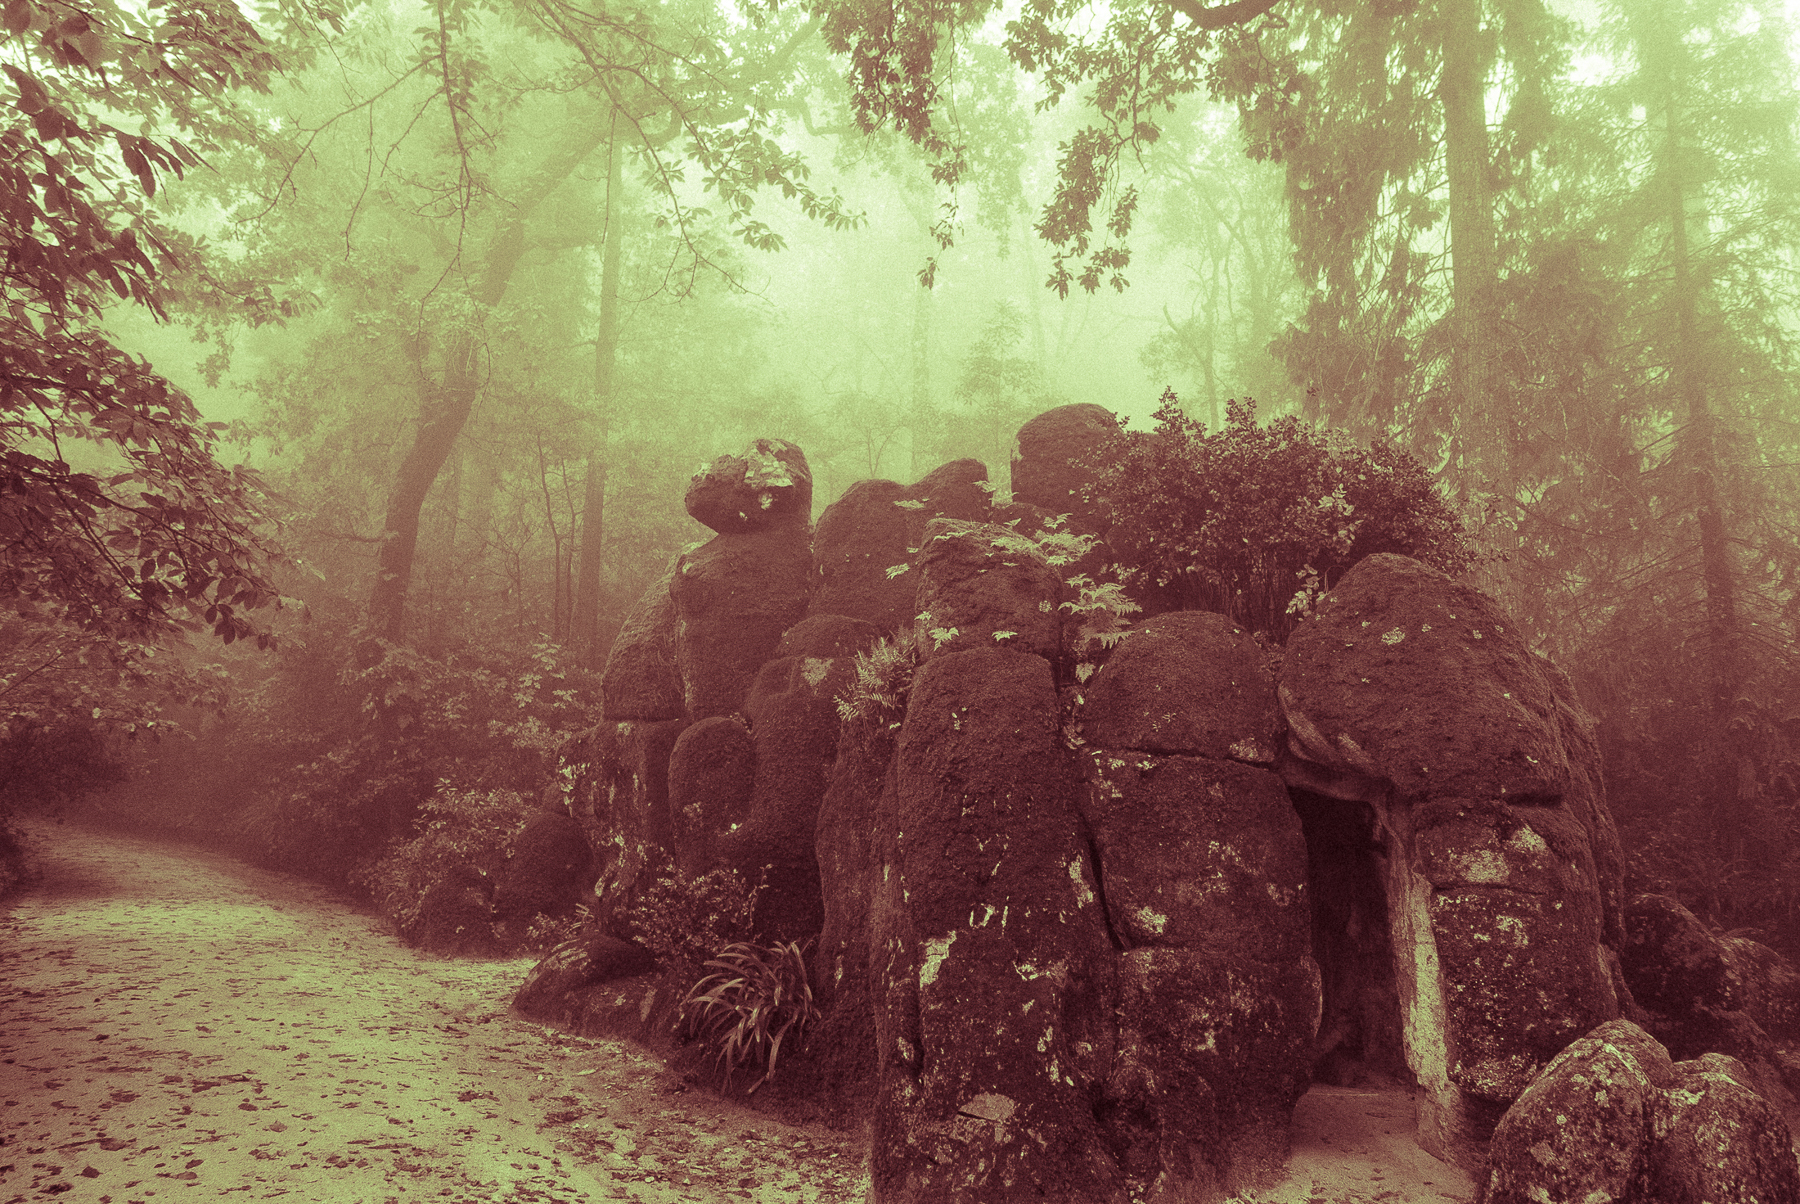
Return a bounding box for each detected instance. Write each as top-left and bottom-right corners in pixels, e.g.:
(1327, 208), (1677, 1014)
(1064, 575), (1143, 676)
(835, 636), (916, 729)
(678, 940), (821, 1093)
(522, 903), (590, 953)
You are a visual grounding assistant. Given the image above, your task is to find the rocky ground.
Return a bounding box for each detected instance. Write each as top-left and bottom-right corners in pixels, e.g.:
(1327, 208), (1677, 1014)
(0, 819), (1475, 1204)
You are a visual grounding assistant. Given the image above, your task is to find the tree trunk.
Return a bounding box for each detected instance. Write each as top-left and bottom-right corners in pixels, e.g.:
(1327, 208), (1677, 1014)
(572, 114), (625, 668)
(1654, 39), (1748, 864)
(368, 124), (608, 645)
(909, 278), (932, 478)
(371, 336), (481, 644)
(1438, 0), (1502, 483)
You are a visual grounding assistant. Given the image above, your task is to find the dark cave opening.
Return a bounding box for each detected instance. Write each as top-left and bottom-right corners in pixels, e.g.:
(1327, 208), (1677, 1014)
(1287, 786), (1412, 1088)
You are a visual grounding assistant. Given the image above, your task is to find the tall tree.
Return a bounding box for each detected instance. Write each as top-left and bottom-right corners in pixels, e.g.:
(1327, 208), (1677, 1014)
(1552, 0), (1800, 894)
(1137, 100), (1300, 425)
(215, 0), (855, 647)
(570, 112), (626, 667)
(1208, 0), (1568, 492)
(0, 0), (341, 650)
(366, 120), (608, 644)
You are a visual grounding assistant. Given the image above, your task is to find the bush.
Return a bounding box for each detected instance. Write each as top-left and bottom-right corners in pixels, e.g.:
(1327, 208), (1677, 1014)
(0, 817), (31, 898)
(616, 865), (765, 973)
(126, 611), (603, 883)
(0, 720), (127, 812)
(355, 786), (532, 940)
(0, 613), (227, 823)
(1088, 390), (1478, 641)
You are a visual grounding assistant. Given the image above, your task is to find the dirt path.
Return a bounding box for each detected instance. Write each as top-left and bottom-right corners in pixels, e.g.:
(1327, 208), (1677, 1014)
(0, 820), (1476, 1204)
(0, 821), (868, 1204)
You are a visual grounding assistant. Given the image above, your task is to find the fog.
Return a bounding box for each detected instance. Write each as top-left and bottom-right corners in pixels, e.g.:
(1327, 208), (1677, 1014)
(4, 0), (1798, 993)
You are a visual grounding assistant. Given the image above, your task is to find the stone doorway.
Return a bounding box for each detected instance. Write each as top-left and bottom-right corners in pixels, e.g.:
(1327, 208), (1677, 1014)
(1288, 787), (1411, 1088)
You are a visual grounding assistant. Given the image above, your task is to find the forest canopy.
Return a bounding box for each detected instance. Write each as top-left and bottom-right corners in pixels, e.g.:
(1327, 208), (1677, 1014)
(0, 0), (1792, 955)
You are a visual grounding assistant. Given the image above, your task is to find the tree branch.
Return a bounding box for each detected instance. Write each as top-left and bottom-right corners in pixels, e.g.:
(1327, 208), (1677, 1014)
(1163, 0), (1284, 31)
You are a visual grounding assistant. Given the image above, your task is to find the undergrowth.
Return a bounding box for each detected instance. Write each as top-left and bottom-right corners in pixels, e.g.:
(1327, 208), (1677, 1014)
(616, 865), (765, 973)
(354, 786), (533, 939)
(678, 940), (821, 1094)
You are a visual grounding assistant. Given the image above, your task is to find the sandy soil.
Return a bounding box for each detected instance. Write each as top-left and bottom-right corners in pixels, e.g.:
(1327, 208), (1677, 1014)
(0, 820), (1474, 1204)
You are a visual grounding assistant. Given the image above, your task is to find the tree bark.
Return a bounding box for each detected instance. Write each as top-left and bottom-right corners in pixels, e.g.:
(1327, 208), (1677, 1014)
(572, 115), (625, 668)
(368, 122), (608, 645)
(371, 336), (481, 644)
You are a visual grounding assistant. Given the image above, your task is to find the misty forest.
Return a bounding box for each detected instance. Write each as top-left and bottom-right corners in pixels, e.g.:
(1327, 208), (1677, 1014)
(3, 0), (1800, 1196)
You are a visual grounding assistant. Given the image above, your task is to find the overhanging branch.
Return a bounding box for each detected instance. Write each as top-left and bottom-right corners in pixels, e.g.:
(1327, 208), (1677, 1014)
(1164, 0), (1284, 30)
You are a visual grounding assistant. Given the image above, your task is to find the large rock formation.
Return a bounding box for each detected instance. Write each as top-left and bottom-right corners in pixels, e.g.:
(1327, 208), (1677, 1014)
(492, 810), (592, 922)
(1077, 609), (1318, 1195)
(1010, 402), (1119, 531)
(809, 459), (994, 633)
(685, 437), (812, 535)
(670, 440), (817, 722)
(512, 417), (1785, 1201)
(872, 647), (1121, 1202)
(1277, 553), (1623, 1164)
(1079, 610), (1281, 762)
(672, 527), (815, 721)
(564, 718), (686, 934)
(599, 555), (685, 722)
(666, 716), (755, 877)
(911, 518), (1064, 662)
(1622, 892), (1800, 1102)
(719, 650), (855, 940)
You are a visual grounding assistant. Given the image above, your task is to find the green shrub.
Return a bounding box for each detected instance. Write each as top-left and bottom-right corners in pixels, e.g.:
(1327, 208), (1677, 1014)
(615, 865), (765, 972)
(678, 940), (821, 1093)
(0, 817), (31, 898)
(1088, 390), (1478, 641)
(125, 612), (601, 883)
(355, 786), (533, 939)
(0, 720), (127, 811)
(1, 613), (227, 824)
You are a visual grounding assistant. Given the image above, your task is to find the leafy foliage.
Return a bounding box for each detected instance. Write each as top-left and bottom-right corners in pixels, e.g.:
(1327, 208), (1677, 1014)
(101, 606), (598, 894)
(816, 0), (1268, 293)
(677, 940), (821, 1094)
(835, 636), (916, 731)
(616, 865), (765, 972)
(2, 340), (286, 646)
(354, 785), (530, 943)
(188, 0), (860, 648)
(0, 0), (341, 649)
(0, 714), (124, 810)
(234, 631), (593, 875)
(1090, 389), (1477, 641)
(0, 611), (230, 812)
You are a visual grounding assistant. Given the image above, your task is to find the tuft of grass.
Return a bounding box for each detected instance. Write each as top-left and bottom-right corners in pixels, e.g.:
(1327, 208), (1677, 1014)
(677, 940), (821, 1094)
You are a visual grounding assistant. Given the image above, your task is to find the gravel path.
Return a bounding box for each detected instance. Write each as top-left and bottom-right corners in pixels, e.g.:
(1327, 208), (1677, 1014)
(0, 820), (868, 1204)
